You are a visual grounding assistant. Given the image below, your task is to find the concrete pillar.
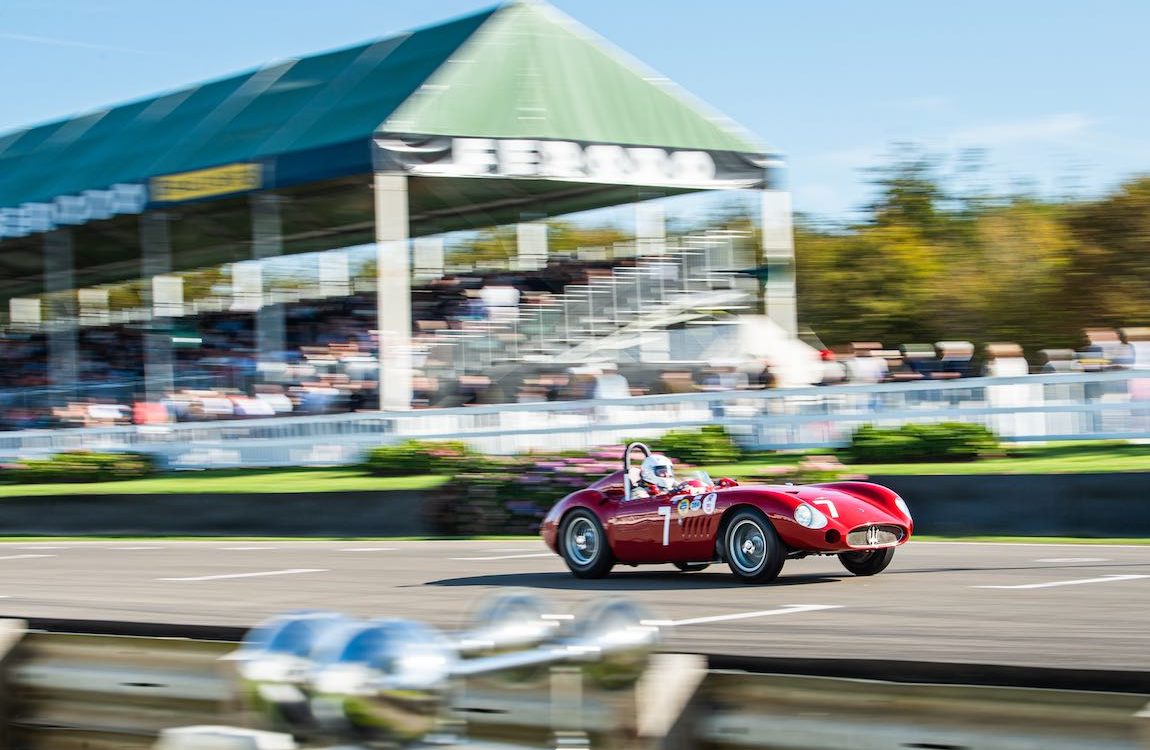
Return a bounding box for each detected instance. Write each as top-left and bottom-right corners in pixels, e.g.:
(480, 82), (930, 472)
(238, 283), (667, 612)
(140, 212), (175, 401)
(251, 193), (285, 361)
(374, 173), (412, 410)
(43, 230), (78, 395)
(516, 222), (548, 271)
(761, 189), (797, 338)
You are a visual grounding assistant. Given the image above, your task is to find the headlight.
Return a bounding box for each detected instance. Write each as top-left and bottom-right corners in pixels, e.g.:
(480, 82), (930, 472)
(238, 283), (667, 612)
(793, 503), (828, 529)
(894, 495), (912, 519)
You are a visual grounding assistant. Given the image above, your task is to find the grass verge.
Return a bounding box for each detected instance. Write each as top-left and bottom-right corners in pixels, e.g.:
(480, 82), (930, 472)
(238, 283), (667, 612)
(0, 468), (447, 498)
(1, 442), (1148, 498)
(706, 441), (1150, 478)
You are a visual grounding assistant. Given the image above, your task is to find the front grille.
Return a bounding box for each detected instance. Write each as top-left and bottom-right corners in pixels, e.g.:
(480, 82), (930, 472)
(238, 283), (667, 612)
(846, 524), (904, 548)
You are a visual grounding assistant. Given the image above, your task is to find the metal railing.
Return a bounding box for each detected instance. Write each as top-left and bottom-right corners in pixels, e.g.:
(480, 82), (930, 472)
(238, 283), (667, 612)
(4, 617), (1150, 750)
(0, 369), (1147, 468)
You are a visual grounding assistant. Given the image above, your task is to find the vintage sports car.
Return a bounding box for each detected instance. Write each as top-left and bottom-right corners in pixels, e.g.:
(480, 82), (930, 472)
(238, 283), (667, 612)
(541, 442), (913, 583)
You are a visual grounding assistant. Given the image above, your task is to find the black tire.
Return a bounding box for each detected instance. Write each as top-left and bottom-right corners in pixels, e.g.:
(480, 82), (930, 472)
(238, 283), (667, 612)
(559, 509), (615, 579)
(722, 510), (786, 584)
(838, 547), (896, 576)
(673, 562), (711, 573)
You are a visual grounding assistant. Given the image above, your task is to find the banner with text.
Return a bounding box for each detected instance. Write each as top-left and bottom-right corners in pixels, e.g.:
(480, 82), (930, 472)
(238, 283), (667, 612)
(373, 135), (772, 189)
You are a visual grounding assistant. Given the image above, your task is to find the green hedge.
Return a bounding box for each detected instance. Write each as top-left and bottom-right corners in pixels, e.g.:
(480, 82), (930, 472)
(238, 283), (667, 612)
(363, 440), (489, 476)
(425, 453), (621, 535)
(0, 451), (158, 483)
(849, 422), (999, 463)
(651, 425), (742, 465)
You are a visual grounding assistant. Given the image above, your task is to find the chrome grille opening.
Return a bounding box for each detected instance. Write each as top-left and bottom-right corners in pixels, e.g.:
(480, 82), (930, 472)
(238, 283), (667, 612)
(846, 524), (904, 548)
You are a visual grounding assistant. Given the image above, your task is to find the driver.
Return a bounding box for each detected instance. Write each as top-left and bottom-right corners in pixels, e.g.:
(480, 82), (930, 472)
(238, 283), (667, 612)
(633, 454), (676, 499)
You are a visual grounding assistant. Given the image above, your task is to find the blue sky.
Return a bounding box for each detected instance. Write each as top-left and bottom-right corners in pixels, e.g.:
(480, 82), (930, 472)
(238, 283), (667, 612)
(2, 0), (1148, 219)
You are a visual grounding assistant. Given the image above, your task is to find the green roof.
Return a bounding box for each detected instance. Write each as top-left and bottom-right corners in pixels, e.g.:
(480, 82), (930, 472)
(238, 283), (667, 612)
(0, 1), (767, 216)
(384, 1), (763, 153)
(0, 7), (496, 209)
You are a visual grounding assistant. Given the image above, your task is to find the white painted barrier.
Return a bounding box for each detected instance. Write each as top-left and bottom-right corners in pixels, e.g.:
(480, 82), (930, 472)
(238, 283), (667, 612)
(0, 370), (1147, 468)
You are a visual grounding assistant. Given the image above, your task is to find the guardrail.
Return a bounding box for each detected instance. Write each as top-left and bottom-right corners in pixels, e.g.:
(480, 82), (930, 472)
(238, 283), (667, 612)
(4, 616), (1150, 750)
(1, 369), (1148, 468)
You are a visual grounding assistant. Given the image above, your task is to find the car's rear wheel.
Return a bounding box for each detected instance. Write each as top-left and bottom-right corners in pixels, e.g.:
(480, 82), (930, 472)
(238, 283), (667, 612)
(673, 562), (710, 573)
(838, 547), (896, 576)
(723, 510), (785, 584)
(560, 510), (614, 579)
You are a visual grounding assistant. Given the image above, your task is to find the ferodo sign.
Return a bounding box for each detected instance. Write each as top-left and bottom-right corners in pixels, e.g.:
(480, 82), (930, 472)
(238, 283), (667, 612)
(150, 163), (262, 203)
(374, 135), (769, 189)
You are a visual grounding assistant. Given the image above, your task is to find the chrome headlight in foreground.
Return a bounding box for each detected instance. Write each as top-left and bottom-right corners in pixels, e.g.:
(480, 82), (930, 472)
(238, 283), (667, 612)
(894, 495), (912, 520)
(793, 503), (828, 529)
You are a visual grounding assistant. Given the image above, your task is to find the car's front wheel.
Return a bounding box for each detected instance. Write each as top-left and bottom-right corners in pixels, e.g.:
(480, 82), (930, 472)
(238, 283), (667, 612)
(838, 547), (896, 576)
(722, 510), (785, 584)
(560, 510), (614, 579)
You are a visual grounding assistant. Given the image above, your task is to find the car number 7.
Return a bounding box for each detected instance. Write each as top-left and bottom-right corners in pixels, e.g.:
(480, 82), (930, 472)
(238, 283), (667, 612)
(657, 505), (671, 546)
(812, 499), (839, 518)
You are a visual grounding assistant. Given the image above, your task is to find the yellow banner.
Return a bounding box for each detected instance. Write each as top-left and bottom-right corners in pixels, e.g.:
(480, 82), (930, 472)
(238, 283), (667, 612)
(150, 163), (262, 203)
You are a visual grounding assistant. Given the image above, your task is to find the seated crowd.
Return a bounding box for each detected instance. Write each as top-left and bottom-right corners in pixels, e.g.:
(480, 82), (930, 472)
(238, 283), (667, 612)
(1, 253), (1147, 432)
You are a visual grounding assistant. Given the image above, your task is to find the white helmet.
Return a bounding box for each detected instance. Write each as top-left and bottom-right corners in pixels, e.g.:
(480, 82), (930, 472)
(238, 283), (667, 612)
(639, 454), (675, 491)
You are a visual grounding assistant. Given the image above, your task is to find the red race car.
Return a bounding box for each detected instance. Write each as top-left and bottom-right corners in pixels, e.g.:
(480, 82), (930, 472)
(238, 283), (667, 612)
(541, 442), (913, 584)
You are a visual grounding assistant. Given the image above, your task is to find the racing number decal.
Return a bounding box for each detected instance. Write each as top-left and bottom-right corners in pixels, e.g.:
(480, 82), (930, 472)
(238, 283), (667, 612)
(813, 499), (839, 518)
(657, 506), (672, 546)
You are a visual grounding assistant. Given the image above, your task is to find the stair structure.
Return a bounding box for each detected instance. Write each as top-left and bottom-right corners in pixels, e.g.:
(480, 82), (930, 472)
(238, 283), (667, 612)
(419, 228), (759, 380)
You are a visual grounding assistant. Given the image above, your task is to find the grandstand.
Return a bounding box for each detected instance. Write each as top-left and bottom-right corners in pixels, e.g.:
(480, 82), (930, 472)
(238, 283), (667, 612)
(0, 0), (794, 429)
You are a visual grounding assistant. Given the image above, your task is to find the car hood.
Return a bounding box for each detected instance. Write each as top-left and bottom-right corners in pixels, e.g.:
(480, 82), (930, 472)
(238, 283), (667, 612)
(756, 484), (904, 528)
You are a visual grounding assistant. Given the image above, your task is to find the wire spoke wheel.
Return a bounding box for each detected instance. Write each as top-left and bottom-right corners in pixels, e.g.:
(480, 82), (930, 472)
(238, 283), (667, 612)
(722, 510), (785, 584)
(559, 510), (614, 579)
(565, 517), (599, 566)
(729, 520), (767, 574)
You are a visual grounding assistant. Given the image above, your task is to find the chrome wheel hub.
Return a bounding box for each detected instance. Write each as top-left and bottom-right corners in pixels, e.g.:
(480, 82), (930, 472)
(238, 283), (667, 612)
(730, 519), (767, 573)
(566, 518), (598, 566)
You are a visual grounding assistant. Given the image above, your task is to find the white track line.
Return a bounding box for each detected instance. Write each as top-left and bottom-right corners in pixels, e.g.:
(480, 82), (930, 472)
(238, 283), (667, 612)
(15, 546), (66, 550)
(0, 554), (55, 561)
(973, 574), (1149, 590)
(112, 546), (166, 550)
(337, 547), (398, 552)
(217, 546), (280, 550)
(1035, 557), (1108, 563)
(450, 553), (554, 561)
(643, 604), (842, 628)
(158, 568), (326, 582)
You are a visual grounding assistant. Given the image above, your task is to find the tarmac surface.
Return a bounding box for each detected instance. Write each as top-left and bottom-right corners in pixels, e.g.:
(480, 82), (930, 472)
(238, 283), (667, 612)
(1, 539), (1147, 672)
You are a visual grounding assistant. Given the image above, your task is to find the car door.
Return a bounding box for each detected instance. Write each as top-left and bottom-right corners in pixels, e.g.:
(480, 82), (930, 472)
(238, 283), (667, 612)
(607, 494), (684, 563)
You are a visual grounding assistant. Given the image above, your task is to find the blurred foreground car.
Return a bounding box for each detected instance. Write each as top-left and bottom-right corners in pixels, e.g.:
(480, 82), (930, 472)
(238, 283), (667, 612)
(541, 442), (913, 583)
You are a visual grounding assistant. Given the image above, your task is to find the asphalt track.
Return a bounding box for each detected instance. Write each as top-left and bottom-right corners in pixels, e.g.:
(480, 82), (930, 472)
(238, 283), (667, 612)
(0, 540), (1147, 672)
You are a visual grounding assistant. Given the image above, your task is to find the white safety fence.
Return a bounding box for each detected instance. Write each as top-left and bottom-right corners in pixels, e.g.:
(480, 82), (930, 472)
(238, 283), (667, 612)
(0, 369), (1148, 468)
